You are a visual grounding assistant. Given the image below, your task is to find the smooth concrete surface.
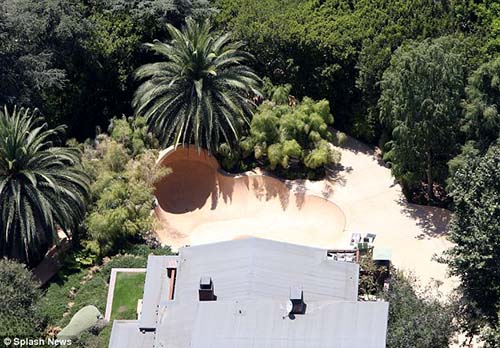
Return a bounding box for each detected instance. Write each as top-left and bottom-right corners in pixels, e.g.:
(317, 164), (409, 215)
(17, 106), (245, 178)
(154, 146), (346, 250)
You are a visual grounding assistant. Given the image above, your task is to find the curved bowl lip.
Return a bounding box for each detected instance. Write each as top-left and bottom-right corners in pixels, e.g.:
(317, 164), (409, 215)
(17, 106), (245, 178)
(156, 144), (347, 231)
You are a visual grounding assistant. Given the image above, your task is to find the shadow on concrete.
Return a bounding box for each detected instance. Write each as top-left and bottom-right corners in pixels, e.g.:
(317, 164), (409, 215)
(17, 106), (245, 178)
(397, 197), (451, 239)
(339, 136), (387, 168)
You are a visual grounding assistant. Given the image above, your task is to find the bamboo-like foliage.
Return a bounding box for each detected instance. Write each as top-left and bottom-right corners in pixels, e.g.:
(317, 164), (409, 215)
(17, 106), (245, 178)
(133, 18), (262, 152)
(0, 106), (89, 264)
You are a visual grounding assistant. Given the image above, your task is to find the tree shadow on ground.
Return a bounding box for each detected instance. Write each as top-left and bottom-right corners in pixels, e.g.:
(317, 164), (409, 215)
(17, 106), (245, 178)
(338, 135), (387, 168)
(397, 197), (451, 239)
(326, 164), (352, 187)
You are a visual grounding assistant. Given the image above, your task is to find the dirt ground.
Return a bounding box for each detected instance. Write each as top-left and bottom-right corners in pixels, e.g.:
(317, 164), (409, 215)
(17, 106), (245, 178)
(154, 137), (456, 294)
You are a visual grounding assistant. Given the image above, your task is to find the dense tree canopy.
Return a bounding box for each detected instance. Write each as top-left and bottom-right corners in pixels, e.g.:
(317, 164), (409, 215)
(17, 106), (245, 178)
(215, 0), (456, 139)
(0, 0), (214, 140)
(462, 56), (500, 151)
(382, 271), (456, 348)
(0, 106), (89, 264)
(379, 37), (466, 203)
(0, 0), (89, 107)
(133, 18), (262, 152)
(445, 144), (500, 327)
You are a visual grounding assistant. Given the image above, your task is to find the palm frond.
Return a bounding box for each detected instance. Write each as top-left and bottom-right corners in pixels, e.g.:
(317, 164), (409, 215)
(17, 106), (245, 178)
(0, 106), (89, 264)
(133, 18), (262, 151)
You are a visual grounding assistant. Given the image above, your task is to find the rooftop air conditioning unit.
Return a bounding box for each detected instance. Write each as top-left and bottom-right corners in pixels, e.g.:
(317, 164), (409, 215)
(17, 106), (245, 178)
(199, 276), (217, 301)
(289, 287), (306, 315)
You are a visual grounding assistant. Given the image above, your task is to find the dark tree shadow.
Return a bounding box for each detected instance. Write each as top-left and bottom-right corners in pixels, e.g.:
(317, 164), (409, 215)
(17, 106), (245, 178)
(397, 197), (451, 239)
(326, 164), (352, 187)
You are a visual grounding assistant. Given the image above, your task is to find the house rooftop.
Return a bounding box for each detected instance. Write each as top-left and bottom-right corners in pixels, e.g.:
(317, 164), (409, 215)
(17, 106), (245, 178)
(109, 237), (388, 348)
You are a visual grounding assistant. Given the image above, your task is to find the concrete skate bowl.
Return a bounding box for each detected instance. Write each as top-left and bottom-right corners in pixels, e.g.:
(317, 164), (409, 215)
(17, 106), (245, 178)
(154, 146), (346, 250)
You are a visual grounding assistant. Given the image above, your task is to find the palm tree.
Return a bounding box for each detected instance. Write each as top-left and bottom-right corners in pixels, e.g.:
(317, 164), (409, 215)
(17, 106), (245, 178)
(133, 18), (262, 152)
(0, 106), (89, 264)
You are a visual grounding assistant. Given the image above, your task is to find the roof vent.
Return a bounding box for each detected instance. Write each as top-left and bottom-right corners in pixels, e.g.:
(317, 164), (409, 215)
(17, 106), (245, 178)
(289, 287), (306, 315)
(199, 276), (217, 301)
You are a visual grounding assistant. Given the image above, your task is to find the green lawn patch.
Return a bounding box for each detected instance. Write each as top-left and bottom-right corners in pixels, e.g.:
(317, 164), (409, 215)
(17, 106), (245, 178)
(110, 272), (146, 320)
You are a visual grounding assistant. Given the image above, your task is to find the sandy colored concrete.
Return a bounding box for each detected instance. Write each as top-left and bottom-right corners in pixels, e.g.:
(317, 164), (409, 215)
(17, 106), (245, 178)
(155, 146), (346, 250)
(154, 137), (456, 293)
(326, 137), (455, 293)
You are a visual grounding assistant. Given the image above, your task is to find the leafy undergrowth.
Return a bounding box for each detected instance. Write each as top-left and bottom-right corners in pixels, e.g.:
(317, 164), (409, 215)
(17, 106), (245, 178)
(38, 248), (172, 347)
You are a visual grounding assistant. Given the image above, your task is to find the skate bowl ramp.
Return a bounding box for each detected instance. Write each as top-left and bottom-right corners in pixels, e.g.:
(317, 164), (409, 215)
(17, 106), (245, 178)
(154, 146), (346, 250)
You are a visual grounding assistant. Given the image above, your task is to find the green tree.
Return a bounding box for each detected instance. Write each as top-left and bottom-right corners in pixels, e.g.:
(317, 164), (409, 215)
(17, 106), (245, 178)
(215, 0), (455, 140)
(109, 116), (159, 155)
(232, 97), (341, 178)
(383, 271), (456, 348)
(482, 318), (500, 348)
(454, 0), (500, 56)
(133, 18), (262, 152)
(0, 0), (89, 107)
(379, 37), (466, 203)
(0, 106), (89, 264)
(462, 56), (500, 151)
(445, 144), (500, 329)
(82, 135), (168, 257)
(0, 258), (44, 337)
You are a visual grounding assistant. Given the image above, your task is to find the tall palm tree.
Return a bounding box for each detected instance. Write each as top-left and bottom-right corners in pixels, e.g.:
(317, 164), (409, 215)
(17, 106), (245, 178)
(0, 106), (89, 264)
(133, 18), (262, 152)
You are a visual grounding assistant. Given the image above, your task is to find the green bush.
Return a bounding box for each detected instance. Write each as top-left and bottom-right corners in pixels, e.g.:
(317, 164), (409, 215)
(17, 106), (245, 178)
(82, 136), (169, 257)
(40, 252), (151, 330)
(109, 116), (159, 155)
(59, 277), (108, 328)
(220, 97), (341, 179)
(124, 244), (173, 258)
(0, 259), (44, 337)
(100, 255), (148, 280)
(71, 325), (112, 348)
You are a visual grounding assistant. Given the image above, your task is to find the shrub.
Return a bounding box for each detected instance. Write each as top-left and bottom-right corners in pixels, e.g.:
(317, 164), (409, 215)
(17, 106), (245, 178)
(82, 136), (169, 257)
(124, 244), (173, 258)
(0, 259), (44, 337)
(38, 272), (86, 327)
(100, 255), (148, 280)
(109, 116), (159, 155)
(40, 252), (151, 330)
(220, 97), (341, 178)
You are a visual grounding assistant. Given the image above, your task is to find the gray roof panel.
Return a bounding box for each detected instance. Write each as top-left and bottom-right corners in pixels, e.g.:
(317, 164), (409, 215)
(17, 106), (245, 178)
(139, 255), (178, 329)
(174, 238), (359, 303)
(190, 300), (389, 348)
(109, 321), (155, 348)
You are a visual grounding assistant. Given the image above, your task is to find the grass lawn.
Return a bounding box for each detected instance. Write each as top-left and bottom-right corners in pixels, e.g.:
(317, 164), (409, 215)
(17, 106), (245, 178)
(110, 272), (146, 320)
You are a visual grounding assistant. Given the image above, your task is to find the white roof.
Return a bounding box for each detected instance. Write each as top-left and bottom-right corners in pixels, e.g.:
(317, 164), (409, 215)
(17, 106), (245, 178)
(174, 238), (360, 303)
(109, 321), (154, 347)
(190, 300), (389, 348)
(109, 238), (388, 348)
